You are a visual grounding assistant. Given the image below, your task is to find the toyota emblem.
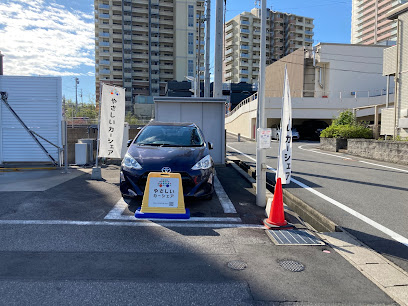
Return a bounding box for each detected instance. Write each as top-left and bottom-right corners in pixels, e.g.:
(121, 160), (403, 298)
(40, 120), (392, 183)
(161, 167), (171, 173)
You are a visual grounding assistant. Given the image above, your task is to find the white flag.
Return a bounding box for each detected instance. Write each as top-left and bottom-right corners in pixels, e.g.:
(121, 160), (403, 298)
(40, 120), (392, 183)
(276, 65), (292, 184)
(99, 84), (126, 158)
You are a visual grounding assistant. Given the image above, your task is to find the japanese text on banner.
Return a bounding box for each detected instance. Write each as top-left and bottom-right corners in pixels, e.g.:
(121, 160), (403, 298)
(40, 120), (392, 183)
(99, 85), (125, 158)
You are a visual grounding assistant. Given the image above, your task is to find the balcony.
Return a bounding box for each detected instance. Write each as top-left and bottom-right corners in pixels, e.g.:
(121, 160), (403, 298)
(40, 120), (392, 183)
(240, 28), (250, 34)
(99, 4), (109, 9)
(241, 20), (250, 25)
(305, 30), (314, 35)
(225, 48), (233, 55)
(225, 24), (233, 33)
(100, 69), (110, 75)
(240, 53), (249, 58)
(240, 45), (249, 50)
(240, 69), (249, 74)
(226, 33), (233, 40)
(99, 59), (110, 65)
(100, 41), (110, 47)
(99, 32), (110, 37)
(225, 56), (233, 63)
(99, 13), (110, 19)
(305, 37), (314, 43)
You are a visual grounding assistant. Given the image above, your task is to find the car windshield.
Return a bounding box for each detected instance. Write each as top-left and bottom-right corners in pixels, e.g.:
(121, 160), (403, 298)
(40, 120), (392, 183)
(135, 125), (204, 147)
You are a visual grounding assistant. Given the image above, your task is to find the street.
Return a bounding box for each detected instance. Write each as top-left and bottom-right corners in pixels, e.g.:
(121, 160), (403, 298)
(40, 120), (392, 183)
(226, 133), (408, 273)
(0, 165), (396, 305)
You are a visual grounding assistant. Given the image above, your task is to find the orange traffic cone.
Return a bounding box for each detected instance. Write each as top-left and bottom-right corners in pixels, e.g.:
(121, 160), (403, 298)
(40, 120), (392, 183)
(263, 178), (291, 229)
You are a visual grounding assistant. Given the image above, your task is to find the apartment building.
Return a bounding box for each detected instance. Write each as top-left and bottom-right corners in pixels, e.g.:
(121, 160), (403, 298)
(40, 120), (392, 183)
(351, 0), (407, 45)
(223, 8), (314, 84)
(94, 0), (205, 109)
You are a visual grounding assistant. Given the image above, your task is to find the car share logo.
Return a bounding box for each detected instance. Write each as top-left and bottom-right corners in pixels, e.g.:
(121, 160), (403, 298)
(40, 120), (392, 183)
(158, 178), (171, 188)
(110, 88), (120, 96)
(161, 167), (171, 173)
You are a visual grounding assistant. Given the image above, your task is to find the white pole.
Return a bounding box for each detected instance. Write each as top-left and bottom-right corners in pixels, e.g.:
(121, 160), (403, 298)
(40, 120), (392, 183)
(204, 0), (211, 97)
(256, 0), (267, 208)
(213, 0), (223, 97)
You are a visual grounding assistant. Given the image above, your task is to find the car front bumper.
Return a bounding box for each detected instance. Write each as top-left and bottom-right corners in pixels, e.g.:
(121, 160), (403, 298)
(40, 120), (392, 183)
(120, 167), (215, 199)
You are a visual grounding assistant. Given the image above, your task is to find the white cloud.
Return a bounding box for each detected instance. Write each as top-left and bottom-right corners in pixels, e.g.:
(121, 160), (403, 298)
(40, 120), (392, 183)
(0, 0), (95, 76)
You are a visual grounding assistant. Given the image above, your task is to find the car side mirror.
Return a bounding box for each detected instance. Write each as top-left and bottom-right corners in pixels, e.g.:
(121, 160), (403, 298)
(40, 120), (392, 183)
(127, 139), (132, 147)
(208, 142), (213, 150)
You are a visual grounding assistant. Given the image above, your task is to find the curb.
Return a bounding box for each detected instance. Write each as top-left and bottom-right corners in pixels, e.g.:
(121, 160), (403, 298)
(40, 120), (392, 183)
(227, 155), (408, 306)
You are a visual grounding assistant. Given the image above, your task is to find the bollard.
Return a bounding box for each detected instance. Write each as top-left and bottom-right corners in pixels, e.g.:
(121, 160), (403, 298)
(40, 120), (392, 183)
(238, 133), (241, 142)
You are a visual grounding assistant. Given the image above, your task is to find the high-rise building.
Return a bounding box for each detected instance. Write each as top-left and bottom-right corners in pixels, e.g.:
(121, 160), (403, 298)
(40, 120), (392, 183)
(223, 8), (314, 84)
(351, 0), (407, 45)
(94, 0), (205, 110)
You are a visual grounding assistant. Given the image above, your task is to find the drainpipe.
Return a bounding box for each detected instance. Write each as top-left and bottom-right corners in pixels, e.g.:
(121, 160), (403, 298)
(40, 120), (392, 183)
(393, 20), (400, 139)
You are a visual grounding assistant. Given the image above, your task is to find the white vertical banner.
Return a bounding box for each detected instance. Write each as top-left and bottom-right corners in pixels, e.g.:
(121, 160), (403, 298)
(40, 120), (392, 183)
(276, 65), (292, 184)
(99, 84), (126, 158)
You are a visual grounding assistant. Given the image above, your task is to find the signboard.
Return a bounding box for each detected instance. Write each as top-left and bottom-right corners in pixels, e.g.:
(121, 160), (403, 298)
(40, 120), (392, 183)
(147, 177), (179, 208)
(258, 128), (272, 149)
(99, 84), (125, 158)
(276, 66), (292, 184)
(137, 172), (189, 218)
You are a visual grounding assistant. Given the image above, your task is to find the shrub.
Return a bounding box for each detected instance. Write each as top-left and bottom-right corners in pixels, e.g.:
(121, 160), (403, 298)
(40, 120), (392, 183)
(332, 109), (356, 126)
(320, 124), (372, 139)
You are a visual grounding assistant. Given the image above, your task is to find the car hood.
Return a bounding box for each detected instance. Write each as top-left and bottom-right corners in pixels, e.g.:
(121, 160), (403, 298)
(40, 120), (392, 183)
(127, 145), (207, 172)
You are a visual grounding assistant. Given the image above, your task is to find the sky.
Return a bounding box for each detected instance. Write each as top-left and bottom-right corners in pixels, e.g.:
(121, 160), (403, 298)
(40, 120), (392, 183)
(0, 0), (351, 103)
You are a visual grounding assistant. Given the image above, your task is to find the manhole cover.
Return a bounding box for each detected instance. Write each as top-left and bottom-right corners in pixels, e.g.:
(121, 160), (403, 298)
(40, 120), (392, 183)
(278, 260), (305, 272)
(227, 260), (247, 270)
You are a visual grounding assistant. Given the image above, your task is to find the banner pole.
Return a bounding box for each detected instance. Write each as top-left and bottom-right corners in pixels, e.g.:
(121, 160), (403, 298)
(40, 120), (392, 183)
(91, 82), (103, 179)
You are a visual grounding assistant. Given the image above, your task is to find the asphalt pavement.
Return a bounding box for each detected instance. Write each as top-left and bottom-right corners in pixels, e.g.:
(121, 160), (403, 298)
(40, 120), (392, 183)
(0, 164), (400, 305)
(226, 133), (408, 274)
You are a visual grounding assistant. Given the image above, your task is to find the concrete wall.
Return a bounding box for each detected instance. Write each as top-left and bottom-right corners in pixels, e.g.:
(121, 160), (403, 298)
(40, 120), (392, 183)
(265, 48), (305, 98)
(316, 43), (393, 99)
(347, 139), (408, 165)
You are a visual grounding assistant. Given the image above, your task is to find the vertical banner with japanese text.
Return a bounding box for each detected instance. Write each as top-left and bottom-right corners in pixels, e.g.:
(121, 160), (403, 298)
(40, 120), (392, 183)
(98, 84), (126, 158)
(276, 66), (292, 184)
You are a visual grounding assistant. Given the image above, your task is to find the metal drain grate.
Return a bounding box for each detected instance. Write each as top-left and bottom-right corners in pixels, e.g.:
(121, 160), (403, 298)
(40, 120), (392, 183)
(278, 260), (305, 272)
(227, 260), (247, 270)
(266, 229), (325, 246)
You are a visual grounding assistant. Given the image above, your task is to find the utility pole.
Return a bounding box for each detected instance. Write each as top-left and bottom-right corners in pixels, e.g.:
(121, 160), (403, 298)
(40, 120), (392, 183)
(204, 0), (211, 97)
(213, 0), (223, 97)
(80, 89), (83, 104)
(75, 77), (79, 116)
(256, 0), (267, 207)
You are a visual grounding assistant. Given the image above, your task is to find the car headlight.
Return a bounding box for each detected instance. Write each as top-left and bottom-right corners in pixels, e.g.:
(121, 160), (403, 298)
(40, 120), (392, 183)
(192, 154), (212, 170)
(122, 153), (142, 170)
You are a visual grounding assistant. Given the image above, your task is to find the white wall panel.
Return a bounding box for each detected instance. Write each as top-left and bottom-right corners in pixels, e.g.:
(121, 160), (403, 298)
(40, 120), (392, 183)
(0, 76), (62, 164)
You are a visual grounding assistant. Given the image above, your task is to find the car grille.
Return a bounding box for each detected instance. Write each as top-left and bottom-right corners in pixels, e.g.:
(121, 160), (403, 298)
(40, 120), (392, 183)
(137, 172), (196, 194)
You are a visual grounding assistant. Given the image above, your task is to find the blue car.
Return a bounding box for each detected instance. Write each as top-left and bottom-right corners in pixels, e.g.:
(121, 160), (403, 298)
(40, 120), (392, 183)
(120, 121), (215, 200)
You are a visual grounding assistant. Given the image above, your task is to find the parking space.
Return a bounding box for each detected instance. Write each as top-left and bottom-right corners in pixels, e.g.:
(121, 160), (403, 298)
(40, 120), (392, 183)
(0, 164), (265, 227)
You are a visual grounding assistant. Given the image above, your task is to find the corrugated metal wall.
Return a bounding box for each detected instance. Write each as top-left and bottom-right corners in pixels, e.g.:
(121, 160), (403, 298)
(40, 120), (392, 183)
(0, 76), (62, 164)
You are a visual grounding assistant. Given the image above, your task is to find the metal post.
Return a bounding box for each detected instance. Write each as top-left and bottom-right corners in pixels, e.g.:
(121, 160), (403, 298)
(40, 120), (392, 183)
(75, 77), (79, 116)
(393, 19), (400, 140)
(91, 82), (103, 180)
(204, 0), (211, 97)
(197, 16), (202, 98)
(386, 75), (390, 108)
(213, 0), (223, 98)
(256, 0), (267, 208)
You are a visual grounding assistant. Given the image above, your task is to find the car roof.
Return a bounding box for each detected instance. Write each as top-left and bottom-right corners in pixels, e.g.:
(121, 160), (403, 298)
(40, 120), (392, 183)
(147, 121), (197, 127)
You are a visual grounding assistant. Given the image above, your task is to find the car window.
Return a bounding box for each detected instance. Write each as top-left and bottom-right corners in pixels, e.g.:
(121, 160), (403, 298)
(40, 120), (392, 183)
(135, 125), (204, 146)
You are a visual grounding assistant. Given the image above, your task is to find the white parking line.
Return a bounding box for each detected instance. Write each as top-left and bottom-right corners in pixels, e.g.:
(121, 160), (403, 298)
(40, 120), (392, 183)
(0, 219), (262, 229)
(104, 197), (240, 222)
(214, 175), (237, 214)
(227, 144), (408, 247)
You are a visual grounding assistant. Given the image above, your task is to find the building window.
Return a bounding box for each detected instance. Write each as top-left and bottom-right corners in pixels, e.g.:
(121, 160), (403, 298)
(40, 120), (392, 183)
(188, 5), (194, 27)
(188, 32), (194, 54)
(188, 60), (194, 76)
